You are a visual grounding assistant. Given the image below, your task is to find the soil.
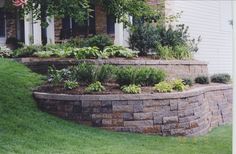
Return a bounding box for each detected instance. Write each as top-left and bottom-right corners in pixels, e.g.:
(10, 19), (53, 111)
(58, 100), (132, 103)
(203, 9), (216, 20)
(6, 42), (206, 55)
(36, 83), (227, 95)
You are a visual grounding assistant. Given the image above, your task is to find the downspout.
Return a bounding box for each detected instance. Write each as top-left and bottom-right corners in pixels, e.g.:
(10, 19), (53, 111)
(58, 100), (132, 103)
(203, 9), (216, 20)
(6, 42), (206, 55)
(233, 1), (236, 154)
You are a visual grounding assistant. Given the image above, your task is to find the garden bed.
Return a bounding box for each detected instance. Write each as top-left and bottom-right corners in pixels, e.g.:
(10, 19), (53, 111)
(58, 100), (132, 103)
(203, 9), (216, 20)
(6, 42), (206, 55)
(14, 57), (208, 79)
(34, 84), (232, 136)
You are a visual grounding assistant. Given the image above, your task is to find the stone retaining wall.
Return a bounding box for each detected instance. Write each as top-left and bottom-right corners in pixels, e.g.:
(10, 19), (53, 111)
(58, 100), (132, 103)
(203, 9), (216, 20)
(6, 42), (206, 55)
(15, 58), (208, 79)
(34, 85), (232, 136)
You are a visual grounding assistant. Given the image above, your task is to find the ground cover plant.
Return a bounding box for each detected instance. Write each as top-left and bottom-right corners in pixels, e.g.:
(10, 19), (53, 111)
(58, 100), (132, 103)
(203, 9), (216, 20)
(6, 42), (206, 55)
(195, 76), (210, 84)
(211, 73), (231, 84)
(0, 58), (232, 154)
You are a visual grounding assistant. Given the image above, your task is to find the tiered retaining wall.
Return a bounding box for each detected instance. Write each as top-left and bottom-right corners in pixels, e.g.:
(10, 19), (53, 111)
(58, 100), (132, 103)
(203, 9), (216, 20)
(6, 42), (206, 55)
(34, 84), (232, 136)
(15, 58), (208, 79)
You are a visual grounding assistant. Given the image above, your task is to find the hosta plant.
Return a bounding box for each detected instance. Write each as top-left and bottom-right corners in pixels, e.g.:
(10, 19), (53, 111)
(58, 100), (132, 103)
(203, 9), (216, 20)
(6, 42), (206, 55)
(154, 81), (173, 93)
(121, 84), (141, 94)
(85, 81), (105, 93)
(171, 79), (187, 92)
(64, 80), (78, 90)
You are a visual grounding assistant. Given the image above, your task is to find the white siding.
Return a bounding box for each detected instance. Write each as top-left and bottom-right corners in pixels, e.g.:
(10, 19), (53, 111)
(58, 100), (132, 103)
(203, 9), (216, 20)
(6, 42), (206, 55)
(166, 0), (233, 75)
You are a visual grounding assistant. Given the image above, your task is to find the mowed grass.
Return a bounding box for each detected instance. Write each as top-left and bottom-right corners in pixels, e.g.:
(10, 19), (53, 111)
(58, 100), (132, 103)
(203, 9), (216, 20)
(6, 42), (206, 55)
(0, 58), (232, 154)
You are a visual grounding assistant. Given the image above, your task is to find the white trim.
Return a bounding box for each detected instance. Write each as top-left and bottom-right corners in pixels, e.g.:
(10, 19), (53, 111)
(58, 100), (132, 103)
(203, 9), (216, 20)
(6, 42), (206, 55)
(114, 22), (124, 46)
(46, 16), (55, 44)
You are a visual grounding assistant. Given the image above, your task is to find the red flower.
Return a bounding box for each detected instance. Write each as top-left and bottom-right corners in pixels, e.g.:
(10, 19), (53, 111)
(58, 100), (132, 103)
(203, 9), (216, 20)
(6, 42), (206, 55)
(12, 0), (27, 7)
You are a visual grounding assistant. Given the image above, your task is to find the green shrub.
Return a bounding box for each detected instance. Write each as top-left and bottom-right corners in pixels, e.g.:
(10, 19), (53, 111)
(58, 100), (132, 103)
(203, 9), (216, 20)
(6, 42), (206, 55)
(83, 35), (113, 50)
(195, 76), (209, 84)
(129, 22), (160, 56)
(0, 46), (12, 58)
(156, 44), (192, 60)
(103, 45), (138, 58)
(97, 65), (116, 83)
(115, 66), (166, 86)
(182, 78), (193, 86)
(66, 37), (85, 48)
(115, 67), (137, 86)
(211, 74), (231, 84)
(121, 84), (141, 94)
(74, 47), (101, 59)
(154, 81), (173, 93)
(135, 67), (166, 86)
(85, 81), (105, 93)
(13, 45), (42, 57)
(33, 51), (54, 58)
(64, 80), (78, 90)
(48, 66), (64, 85)
(171, 79), (187, 92)
(75, 63), (97, 83)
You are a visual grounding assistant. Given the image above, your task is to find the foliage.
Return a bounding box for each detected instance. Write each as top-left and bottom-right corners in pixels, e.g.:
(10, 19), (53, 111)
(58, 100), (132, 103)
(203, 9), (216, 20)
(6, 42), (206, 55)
(33, 51), (54, 58)
(0, 58), (232, 154)
(154, 81), (173, 93)
(115, 66), (166, 86)
(121, 84), (141, 94)
(129, 22), (160, 56)
(211, 74), (231, 84)
(13, 45), (42, 57)
(195, 76), (210, 84)
(97, 65), (116, 83)
(74, 47), (101, 59)
(5, 37), (22, 50)
(157, 44), (193, 60)
(85, 81), (105, 93)
(135, 67), (166, 86)
(182, 78), (193, 86)
(75, 63), (98, 83)
(83, 35), (113, 50)
(48, 66), (64, 85)
(171, 79), (187, 92)
(66, 37), (85, 48)
(103, 45), (139, 58)
(64, 80), (78, 90)
(0, 46), (12, 58)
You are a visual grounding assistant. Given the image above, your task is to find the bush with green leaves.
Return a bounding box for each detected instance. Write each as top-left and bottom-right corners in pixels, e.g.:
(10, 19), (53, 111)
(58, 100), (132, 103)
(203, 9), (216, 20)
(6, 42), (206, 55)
(74, 47), (101, 59)
(129, 22), (160, 56)
(33, 51), (54, 58)
(171, 79), (187, 92)
(154, 81), (173, 93)
(97, 65), (116, 83)
(13, 45), (42, 57)
(211, 74), (231, 84)
(64, 80), (79, 90)
(182, 78), (193, 86)
(103, 45), (139, 58)
(85, 81), (105, 93)
(121, 84), (141, 94)
(195, 76), (209, 84)
(156, 44), (193, 60)
(115, 66), (166, 86)
(48, 67), (64, 85)
(83, 35), (113, 50)
(0, 46), (12, 58)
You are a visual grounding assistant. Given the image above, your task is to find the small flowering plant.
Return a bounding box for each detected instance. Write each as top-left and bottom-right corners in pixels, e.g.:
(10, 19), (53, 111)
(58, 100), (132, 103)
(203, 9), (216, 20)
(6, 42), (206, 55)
(12, 0), (27, 7)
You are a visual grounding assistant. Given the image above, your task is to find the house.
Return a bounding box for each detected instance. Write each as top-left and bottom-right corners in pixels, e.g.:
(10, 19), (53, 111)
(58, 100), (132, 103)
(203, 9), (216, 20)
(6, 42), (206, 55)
(0, 0), (233, 75)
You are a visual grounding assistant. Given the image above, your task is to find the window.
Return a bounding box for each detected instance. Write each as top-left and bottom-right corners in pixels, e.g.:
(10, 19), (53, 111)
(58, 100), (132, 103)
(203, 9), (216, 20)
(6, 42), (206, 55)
(107, 14), (115, 34)
(61, 4), (96, 39)
(0, 9), (5, 37)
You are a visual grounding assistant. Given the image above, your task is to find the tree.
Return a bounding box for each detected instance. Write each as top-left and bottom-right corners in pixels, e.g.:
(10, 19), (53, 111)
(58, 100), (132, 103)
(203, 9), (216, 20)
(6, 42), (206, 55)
(8, 0), (160, 27)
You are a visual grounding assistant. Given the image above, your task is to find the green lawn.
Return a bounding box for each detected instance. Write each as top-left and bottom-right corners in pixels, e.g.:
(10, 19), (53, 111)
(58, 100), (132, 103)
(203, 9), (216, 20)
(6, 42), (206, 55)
(0, 58), (232, 154)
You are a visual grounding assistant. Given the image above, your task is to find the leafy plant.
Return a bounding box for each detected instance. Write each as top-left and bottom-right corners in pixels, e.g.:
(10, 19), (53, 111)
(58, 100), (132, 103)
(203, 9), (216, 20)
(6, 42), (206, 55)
(121, 84), (141, 94)
(33, 51), (54, 58)
(103, 45), (138, 58)
(0, 46), (12, 58)
(156, 45), (174, 60)
(195, 76), (209, 84)
(182, 78), (193, 86)
(48, 66), (64, 85)
(83, 35), (113, 50)
(171, 79), (187, 92)
(129, 22), (160, 56)
(97, 65), (116, 83)
(85, 81), (105, 93)
(13, 45), (42, 57)
(75, 63), (97, 83)
(211, 74), (231, 84)
(115, 66), (166, 86)
(74, 47), (101, 59)
(64, 80), (78, 90)
(154, 81), (173, 93)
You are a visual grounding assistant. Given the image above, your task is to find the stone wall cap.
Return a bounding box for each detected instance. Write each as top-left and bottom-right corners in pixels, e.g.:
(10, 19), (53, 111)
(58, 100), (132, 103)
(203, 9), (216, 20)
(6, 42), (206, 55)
(33, 84), (232, 101)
